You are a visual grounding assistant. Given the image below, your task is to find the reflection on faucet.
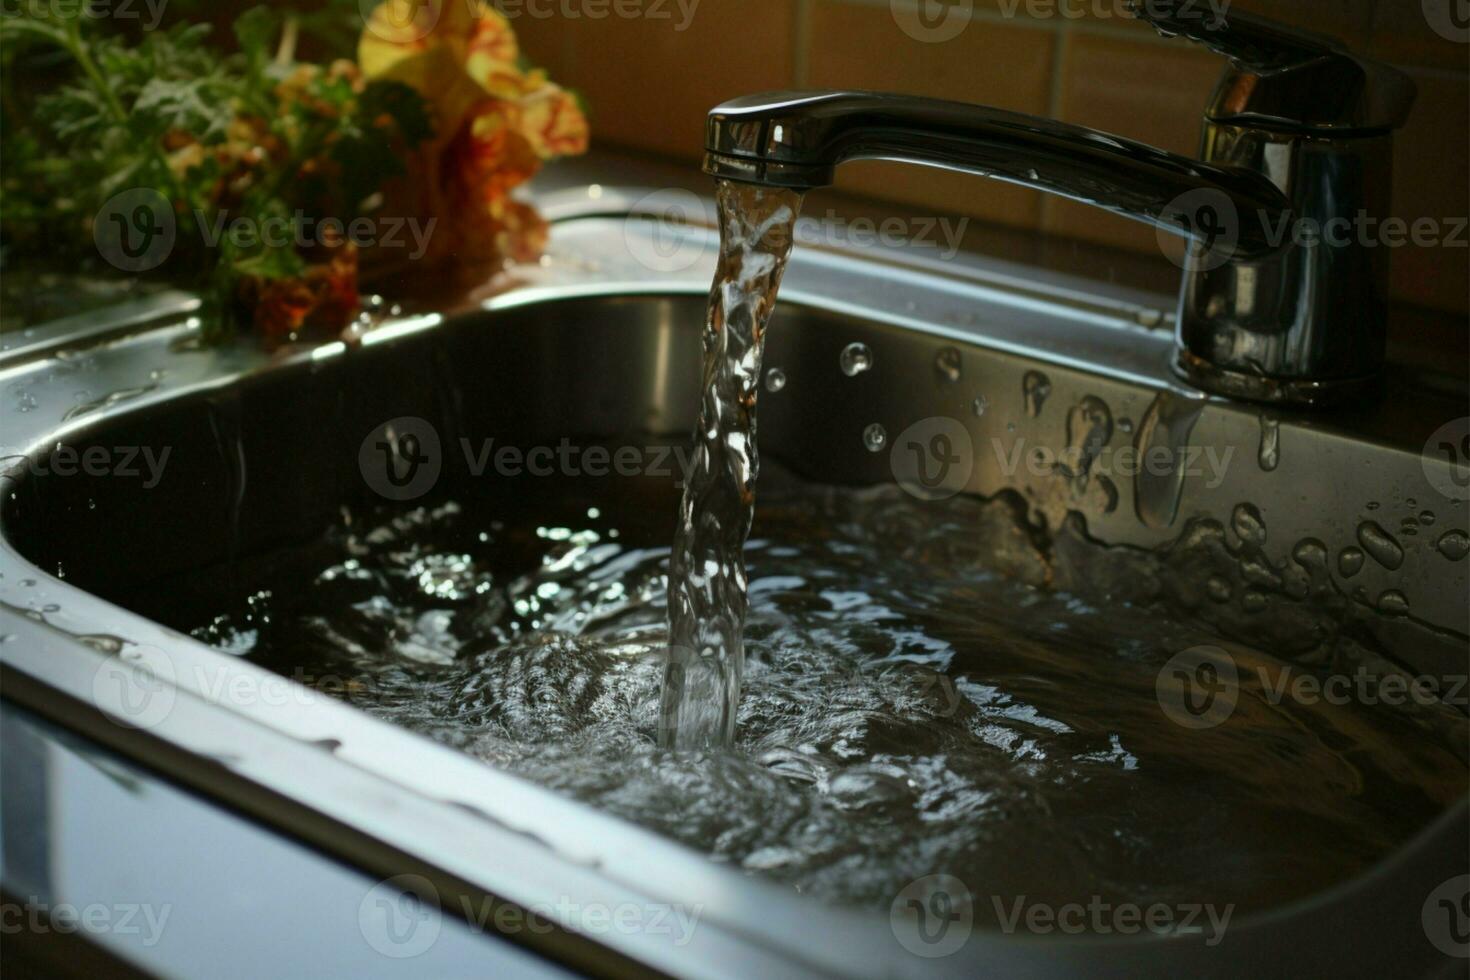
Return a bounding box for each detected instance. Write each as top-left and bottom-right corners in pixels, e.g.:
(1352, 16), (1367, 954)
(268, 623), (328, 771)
(703, 4), (1416, 408)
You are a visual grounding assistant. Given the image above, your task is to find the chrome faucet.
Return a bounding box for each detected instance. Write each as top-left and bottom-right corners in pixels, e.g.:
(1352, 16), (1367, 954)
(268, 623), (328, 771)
(702, 3), (1416, 407)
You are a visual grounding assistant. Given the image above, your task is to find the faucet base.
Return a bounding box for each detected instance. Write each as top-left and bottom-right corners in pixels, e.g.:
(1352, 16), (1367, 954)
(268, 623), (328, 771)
(1172, 350), (1380, 408)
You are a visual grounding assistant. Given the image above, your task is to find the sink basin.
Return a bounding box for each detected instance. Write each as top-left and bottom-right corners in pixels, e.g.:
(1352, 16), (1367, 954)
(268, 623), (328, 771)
(1, 189), (1465, 977)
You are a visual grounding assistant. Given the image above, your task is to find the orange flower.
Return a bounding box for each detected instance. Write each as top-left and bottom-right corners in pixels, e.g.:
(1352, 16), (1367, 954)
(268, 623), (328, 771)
(357, 0), (587, 272)
(240, 241), (360, 342)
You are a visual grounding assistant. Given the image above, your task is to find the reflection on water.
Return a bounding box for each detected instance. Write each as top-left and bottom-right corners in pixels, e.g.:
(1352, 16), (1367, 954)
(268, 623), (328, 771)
(188, 463), (1468, 923)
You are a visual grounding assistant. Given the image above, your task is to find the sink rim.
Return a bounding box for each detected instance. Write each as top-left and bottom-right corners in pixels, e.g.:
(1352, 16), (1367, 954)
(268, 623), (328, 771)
(0, 194), (1465, 977)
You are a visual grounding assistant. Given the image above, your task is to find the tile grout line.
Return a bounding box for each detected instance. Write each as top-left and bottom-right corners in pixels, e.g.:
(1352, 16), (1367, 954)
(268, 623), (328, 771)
(793, 0), (813, 87)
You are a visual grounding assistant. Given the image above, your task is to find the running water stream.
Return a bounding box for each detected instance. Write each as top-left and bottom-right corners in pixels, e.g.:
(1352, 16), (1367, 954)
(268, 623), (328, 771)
(660, 180), (804, 749)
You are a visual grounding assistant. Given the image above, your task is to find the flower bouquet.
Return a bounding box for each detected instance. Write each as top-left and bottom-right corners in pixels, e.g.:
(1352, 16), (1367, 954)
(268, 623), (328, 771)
(0, 0), (588, 341)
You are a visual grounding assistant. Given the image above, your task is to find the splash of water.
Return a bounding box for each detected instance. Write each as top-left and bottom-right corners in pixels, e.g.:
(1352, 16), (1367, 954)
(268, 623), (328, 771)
(660, 180), (804, 749)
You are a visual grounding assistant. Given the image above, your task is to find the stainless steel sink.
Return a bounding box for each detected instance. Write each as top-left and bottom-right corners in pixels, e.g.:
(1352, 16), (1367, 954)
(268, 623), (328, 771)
(1, 186), (1465, 978)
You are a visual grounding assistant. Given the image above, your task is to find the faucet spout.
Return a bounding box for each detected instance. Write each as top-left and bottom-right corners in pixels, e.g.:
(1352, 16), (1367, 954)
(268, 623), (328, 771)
(703, 91), (1289, 259)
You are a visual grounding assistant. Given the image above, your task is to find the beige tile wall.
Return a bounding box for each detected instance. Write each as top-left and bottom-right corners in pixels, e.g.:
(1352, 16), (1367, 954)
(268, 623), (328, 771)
(515, 0), (1468, 316)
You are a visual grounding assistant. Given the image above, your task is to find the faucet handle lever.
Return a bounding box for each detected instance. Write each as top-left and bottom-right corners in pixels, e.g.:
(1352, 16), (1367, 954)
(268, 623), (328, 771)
(1128, 0), (1415, 133)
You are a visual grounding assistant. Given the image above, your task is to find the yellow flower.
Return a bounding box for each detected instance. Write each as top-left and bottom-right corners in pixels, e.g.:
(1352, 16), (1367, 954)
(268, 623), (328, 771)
(357, 0), (587, 272)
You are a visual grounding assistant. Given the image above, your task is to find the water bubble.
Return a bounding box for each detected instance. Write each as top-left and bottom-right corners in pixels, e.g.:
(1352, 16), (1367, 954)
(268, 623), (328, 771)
(1337, 547), (1365, 578)
(840, 343), (873, 377)
(1419, 510), (1435, 526)
(934, 347), (962, 383)
(863, 423), (887, 453)
(1436, 530), (1469, 562)
(971, 395), (989, 418)
(765, 368), (787, 393)
(1022, 370), (1051, 418)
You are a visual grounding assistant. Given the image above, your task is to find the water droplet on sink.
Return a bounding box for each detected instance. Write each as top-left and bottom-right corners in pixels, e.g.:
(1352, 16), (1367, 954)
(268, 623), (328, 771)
(1376, 590), (1409, 616)
(1062, 396), (1113, 479)
(840, 343), (873, 377)
(765, 368), (787, 393)
(1257, 413), (1280, 472)
(863, 424), (887, 453)
(1356, 521), (1404, 570)
(935, 347), (961, 383)
(1436, 530), (1469, 561)
(1022, 371), (1051, 418)
(1365, 501), (1379, 511)
(1132, 389), (1207, 530)
(1337, 547), (1365, 577)
(1117, 417), (1134, 435)
(17, 393), (36, 413)
(971, 395), (989, 418)
(1419, 510), (1435, 526)
(1232, 503), (1267, 549)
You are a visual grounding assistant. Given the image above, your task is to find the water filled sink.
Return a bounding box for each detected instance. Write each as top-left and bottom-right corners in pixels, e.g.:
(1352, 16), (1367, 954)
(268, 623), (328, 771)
(2, 193), (1466, 977)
